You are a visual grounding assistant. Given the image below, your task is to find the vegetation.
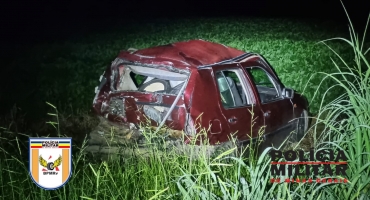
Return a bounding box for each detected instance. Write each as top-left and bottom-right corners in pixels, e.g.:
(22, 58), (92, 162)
(0, 4), (369, 199)
(1, 17), (355, 119)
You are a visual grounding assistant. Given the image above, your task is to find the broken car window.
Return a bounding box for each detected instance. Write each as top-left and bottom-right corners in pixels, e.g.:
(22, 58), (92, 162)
(114, 65), (187, 95)
(215, 70), (249, 108)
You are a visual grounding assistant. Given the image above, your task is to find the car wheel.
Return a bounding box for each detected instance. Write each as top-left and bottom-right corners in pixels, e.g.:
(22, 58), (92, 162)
(292, 109), (309, 142)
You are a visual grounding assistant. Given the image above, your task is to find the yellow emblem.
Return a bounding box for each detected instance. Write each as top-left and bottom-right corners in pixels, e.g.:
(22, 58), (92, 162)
(39, 155), (62, 171)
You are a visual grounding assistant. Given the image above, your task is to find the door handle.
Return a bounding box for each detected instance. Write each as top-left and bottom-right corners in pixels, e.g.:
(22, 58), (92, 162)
(264, 110), (271, 117)
(228, 117), (238, 123)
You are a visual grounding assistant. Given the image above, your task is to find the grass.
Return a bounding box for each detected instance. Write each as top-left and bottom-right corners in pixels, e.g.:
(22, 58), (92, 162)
(0, 17), (358, 122)
(304, 9), (370, 198)
(1, 5), (370, 199)
(0, 107), (301, 200)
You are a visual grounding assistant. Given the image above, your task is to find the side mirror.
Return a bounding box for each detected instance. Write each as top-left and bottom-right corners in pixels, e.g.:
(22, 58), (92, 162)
(282, 88), (294, 99)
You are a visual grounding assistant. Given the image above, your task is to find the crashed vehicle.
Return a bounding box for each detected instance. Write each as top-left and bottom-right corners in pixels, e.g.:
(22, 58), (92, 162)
(89, 39), (309, 149)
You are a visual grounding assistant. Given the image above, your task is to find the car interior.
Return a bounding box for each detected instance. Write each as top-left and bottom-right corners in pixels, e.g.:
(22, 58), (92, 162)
(216, 71), (248, 108)
(138, 78), (185, 95)
(245, 67), (281, 103)
(115, 65), (186, 95)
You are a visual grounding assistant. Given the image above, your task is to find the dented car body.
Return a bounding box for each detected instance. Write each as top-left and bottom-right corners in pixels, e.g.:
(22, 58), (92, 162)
(92, 39), (309, 145)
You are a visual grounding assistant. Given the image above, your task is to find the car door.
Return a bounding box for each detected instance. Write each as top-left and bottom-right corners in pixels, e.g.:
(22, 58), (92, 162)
(212, 64), (265, 141)
(241, 61), (294, 136)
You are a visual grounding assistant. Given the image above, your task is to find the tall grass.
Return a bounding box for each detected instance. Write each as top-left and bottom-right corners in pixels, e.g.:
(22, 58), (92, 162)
(1, 6), (370, 200)
(0, 101), (300, 199)
(303, 4), (370, 199)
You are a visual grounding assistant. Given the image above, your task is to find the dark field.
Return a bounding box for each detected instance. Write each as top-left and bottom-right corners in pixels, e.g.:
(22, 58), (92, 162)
(0, 17), (369, 199)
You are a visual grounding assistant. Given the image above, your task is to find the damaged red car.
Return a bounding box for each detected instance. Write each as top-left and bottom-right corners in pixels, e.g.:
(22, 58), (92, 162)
(91, 39), (309, 147)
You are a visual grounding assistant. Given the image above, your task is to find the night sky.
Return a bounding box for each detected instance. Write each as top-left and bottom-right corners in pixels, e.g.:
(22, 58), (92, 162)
(1, 0), (369, 47)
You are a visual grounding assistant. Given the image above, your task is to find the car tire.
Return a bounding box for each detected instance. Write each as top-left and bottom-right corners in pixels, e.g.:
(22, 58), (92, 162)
(292, 109), (309, 142)
(47, 162), (55, 170)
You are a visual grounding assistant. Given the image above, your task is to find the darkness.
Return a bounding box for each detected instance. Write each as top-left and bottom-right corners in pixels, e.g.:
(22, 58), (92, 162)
(1, 0), (369, 47)
(0, 0), (368, 119)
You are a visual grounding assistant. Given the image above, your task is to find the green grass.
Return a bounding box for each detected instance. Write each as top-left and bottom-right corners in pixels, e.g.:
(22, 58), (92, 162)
(0, 111), (309, 200)
(1, 17), (359, 119)
(306, 10), (370, 198)
(1, 11), (370, 199)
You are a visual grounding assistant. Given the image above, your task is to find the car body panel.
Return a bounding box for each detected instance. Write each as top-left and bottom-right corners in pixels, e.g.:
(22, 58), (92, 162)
(210, 63), (265, 143)
(92, 39), (309, 145)
(240, 60), (295, 135)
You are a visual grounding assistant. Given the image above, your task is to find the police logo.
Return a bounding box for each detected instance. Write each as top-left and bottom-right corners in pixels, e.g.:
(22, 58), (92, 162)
(29, 138), (72, 190)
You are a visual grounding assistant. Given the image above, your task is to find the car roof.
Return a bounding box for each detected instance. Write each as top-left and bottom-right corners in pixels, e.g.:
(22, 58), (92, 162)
(116, 39), (251, 70)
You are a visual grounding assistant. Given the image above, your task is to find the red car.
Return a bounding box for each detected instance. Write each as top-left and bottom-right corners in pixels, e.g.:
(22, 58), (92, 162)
(91, 39), (309, 146)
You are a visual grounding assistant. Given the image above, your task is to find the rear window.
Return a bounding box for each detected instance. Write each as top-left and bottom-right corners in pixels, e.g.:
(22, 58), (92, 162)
(114, 64), (188, 95)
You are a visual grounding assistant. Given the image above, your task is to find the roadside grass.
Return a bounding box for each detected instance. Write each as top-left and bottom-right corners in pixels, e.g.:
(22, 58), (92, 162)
(1, 14), (370, 199)
(0, 106), (301, 200)
(304, 10), (370, 199)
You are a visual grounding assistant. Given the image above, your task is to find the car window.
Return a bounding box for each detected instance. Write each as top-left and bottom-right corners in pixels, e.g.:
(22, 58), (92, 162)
(245, 67), (281, 104)
(215, 69), (250, 108)
(114, 64), (187, 95)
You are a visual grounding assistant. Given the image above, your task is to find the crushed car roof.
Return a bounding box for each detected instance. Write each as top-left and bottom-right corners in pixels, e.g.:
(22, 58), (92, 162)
(117, 39), (248, 70)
